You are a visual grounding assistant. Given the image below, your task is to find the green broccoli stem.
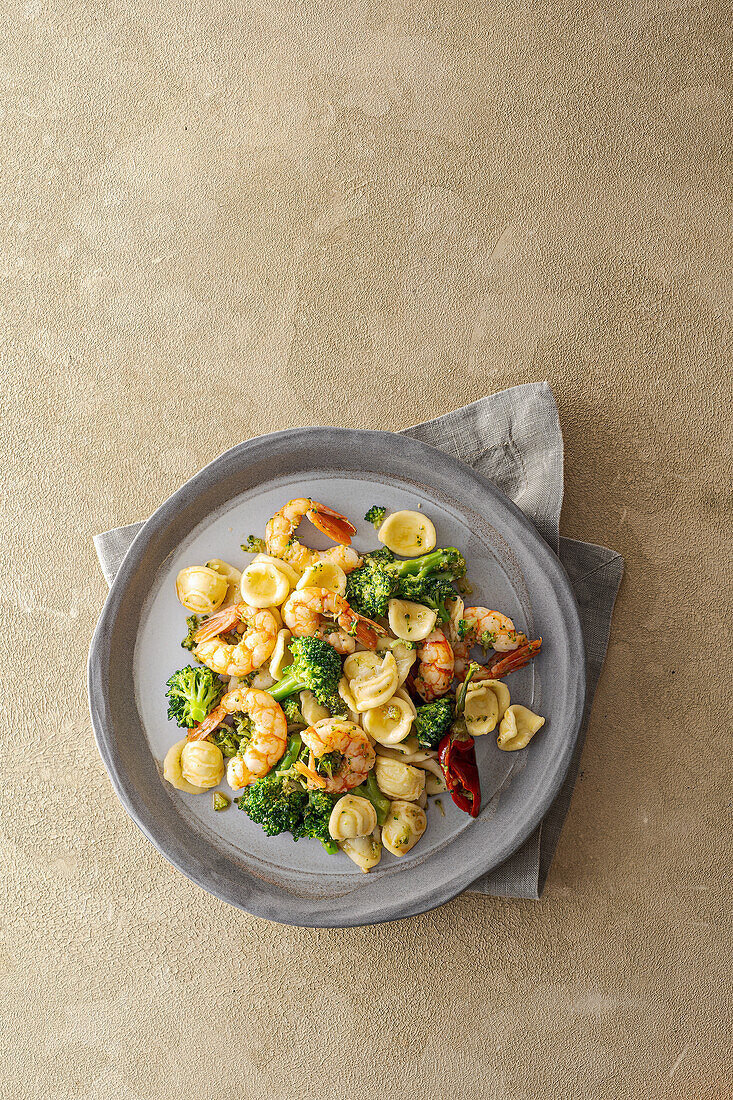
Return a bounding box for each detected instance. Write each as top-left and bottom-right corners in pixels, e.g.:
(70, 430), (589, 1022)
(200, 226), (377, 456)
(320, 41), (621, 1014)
(355, 772), (390, 826)
(454, 663), (480, 717)
(393, 549), (461, 580)
(190, 679), (220, 722)
(275, 734), (304, 773)
(268, 670), (306, 702)
(320, 838), (339, 854)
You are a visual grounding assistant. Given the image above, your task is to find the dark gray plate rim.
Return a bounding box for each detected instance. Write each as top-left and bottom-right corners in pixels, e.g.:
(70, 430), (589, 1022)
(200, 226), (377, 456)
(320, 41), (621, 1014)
(88, 427), (585, 927)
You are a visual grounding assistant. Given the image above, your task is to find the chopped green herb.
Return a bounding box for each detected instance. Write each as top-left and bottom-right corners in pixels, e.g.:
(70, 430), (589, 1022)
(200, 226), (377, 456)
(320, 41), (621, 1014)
(241, 535), (266, 553)
(364, 505), (387, 529)
(181, 615), (201, 652)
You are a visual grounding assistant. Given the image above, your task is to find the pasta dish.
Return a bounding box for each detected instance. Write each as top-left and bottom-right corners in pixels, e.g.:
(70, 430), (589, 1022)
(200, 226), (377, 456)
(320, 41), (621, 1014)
(161, 499), (544, 871)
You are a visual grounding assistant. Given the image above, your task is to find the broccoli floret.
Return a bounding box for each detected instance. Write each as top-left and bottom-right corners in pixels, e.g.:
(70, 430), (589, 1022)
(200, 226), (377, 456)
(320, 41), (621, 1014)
(397, 572), (460, 622)
(165, 665), (224, 728)
(281, 694), (305, 725)
(241, 535), (266, 553)
(236, 735), (338, 852)
(313, 750), (344, 778)
(237, 772), (307, 836)
(345, 547), (467, 620)
(210, 712), (253, 757)
(268, 636), (342, 711)
(301, 791), (339, 853)
(414, 698), (454, 749)
(181, 615), (201, 652)
(364, 505), (386, 529)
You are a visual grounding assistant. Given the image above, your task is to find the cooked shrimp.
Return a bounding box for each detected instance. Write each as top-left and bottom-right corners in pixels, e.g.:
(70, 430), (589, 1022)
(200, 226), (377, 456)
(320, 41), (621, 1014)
(265, 498), (362, 574)
(453, 607), (529, 678)
(295, 718), (375, 794)
(193, 602), (278, 677)
(413, 627), (454, 702)
(190, 687), (288, 789)
(282, 586), (384, 649)
(467, 639), (542, 682)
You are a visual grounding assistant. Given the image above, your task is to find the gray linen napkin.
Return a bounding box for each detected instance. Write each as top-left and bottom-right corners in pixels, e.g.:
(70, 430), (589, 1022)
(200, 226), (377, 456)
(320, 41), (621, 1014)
(93, 382), (623, 899)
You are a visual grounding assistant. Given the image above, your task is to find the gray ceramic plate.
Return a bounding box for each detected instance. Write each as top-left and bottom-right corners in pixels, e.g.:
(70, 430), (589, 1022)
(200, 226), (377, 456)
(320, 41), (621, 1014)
(88, 428), (585, 926)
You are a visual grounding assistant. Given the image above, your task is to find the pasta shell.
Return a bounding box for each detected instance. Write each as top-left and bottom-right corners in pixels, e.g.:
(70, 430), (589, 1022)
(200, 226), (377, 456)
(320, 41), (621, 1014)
(329, 795), (378, 840)
(346, 652), (399, 712)
(175, 566), (228, 614)
(387, 599), (438, 642)
(362, 695), (414, 746)
(382, 801), (427, 856)
(240, 561), (291, 607)
(420, 757), (448, 794)
(497, 705), (545, 751)
(378, 510), (436, 557)
(204, 559), (242, 608)
(269, 628), (295, 680)
(296, 561), (347, 595)
(163, 738), (208, 794)
(375, 757), (425, 802)
(376, 638), (416, 686)
(180, 740), (225, 789)
(300, 690), (331, 726)
(338, 674), (360, 716)
(251, 553), (302, 586)
(340, 828), (382, 872)
(463, 682), (500, 736)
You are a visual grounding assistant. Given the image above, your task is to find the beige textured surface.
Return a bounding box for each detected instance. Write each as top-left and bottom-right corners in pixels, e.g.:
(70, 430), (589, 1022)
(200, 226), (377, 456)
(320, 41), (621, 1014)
(2, 1), (731, 1096)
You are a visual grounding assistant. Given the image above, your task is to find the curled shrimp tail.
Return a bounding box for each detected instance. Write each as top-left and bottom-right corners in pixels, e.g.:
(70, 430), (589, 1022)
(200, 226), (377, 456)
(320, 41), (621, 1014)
(294, 759), (327, 788)
(485, 639), (542, 679)
(308, 503), (356, 546)
(194, 604), (241, 643)
(352, 613), (387, 648)
(189, 703), (227, 740)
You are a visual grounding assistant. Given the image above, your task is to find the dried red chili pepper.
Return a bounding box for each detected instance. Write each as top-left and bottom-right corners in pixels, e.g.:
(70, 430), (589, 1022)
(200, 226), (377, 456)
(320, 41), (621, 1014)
(438, 731), (481, 817)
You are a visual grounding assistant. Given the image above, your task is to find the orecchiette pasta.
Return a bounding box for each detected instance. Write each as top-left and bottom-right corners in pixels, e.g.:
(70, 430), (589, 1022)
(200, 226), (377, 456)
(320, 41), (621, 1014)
(296, 560), (347, 595)
(340, 828), (382, 872)
(251, 553), (301, 586)
(378, 510), (436, 557)
(300, 690), (331, 726)
(446, 595), (465, 644)
(374, 757), (425, 802)
(392, 687), (417, 717)
(497, 705), (545, 751)
(362, 694), (414, 746)
(338, 675), (360, 718)
(343, 651), (399, 712)
(420, 757), (449, 794)
(240, 561), (291, 607)
(175, 565), (228, 614)
(329, 795), (378, 840)
(375, 735), (432, 762)
(180, 739), (225, 789)
(381, 801), (427, 856)
(269, 628), (295, 680)
(387, 599), (437, 642)
(204, 559), (242, 607)
(343, 651), (381, 681)
(464, 682), (501, 736)
(376, 637), (416, 686)
(163, 738), (208, 793)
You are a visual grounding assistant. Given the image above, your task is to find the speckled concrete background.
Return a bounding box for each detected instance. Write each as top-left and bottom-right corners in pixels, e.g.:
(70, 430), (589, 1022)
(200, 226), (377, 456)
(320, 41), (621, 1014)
(2, 1), (731, 1096)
